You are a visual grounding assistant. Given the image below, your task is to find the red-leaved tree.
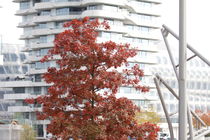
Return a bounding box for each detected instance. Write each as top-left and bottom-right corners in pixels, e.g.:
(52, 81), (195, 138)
(26, 17), (159, 140)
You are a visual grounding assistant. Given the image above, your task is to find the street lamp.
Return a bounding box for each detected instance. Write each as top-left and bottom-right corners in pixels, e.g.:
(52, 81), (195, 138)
(179, 0), (187, 140)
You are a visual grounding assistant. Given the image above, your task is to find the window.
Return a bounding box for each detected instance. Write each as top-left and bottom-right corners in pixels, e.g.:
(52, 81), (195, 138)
(56, 8), (69, 15)
(22, 66), (28, 73)
(39, 36), (47, 43)
(33, 87), (42, 95)
(35, 61), (56, 69)
(13, 87), (25, 93)
(38, 23), (47, 29)
(202, 82), (207, 90)
(40, 10), (51, 16)
(141, 27), (150, 32)
(55, 21), (65, 28)
(23, 112), (30, 119)
(0, 66), (5, 74)
(20, 2), (30, 10)
(35, 74), (42, 82)
(88, 5), (101, 10)
(20, 54), (26, 61)
(196, 82), (201, 89)
(37, 125), (44, 137)
(34, 125), (44, 137)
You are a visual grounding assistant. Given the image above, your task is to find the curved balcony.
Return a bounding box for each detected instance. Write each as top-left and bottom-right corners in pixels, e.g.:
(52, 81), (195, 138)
(0, 80), (51, 88)
(32, 28), (65, 36)
(17, 21), (36, 28)
(31, 42), (54, 50)
(123, 14), (160, 28)
(15, 8), (37, 16)
(4, 93), (36, 100)
(21, 46), (31, 52)
(124, 3), (160, 16)
(128, 53), (157, 65)
(81, 10), (124, 20)
(34, 0), (125, 11)
(19, 33), (35, 40)
(34, 1), (81, 10)
(33, 14), (82, 23)
(28, 69), (47, 75)
(116, 91), (157, 100)
(141, 0), (161, 4)
(13, 0), (30, 3)
(8, 106), (41, 113)
(28, 55), (42, 62)
(98, 25), (126, 34)
(125, 30), (160, 40)
(132, 44), (158, 52)
(82, 0), (125, 7)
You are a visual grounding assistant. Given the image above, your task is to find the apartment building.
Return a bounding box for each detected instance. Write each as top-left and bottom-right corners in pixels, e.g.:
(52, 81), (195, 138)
(0, 43), (27, 121)
(0, 0), (161, 139)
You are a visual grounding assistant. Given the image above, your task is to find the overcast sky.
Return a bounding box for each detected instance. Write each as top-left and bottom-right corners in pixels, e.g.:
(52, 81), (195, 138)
(0, 0), (210, 60)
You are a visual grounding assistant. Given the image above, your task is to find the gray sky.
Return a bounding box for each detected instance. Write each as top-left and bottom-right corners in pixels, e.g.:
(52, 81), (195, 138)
(0, 0), (210, 60)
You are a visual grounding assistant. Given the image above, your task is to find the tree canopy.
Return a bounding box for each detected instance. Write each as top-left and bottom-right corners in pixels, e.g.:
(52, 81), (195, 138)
(26, 17), (159, 140)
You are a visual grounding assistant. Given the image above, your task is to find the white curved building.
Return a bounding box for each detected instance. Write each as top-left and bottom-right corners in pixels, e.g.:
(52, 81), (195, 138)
(1, 0), (161, 139)
(150, 48), (210, 123)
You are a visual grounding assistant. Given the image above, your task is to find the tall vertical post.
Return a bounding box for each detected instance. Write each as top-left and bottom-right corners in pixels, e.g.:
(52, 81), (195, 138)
(179, 0), (187, 140)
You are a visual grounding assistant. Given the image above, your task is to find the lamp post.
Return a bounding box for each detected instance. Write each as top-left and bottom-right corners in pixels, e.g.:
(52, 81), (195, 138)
(179, 0), (187, 140)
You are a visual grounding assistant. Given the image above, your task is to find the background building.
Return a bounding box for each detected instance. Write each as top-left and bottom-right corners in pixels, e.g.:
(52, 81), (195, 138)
(150, 47), (210, 139)
(0, 43), (27, 122)
(0, 0), (161, 139)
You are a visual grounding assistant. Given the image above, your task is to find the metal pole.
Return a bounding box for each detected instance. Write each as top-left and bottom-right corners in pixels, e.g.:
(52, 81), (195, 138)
(179, 0), (187, 139)
(154, 78), (174, 140)
(187, 106), (194, 140)
(161, 29), (179, 80)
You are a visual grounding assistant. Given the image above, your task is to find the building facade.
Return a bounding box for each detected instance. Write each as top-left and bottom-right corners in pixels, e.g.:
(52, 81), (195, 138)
(0, 0), (161, 139)
(151, 48), (210, 122)
(0, 43), (27, 122)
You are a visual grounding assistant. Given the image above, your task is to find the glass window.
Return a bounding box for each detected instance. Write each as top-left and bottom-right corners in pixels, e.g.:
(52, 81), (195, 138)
(40, 10), (51, 16)
(20, 2), (30, 10)
(22, 66), (28, 74)
(39, 36), (47, 43)
(13, 87), (25, 93)
(33, 87), (42, 95)
(37, 125), (44, 137)
(202, 82), (207, 90)
(34, 124), (44, 137)
(196, 82), (201, 89)
(38, 23), (47, 29)
(56, 8), (69, 16)
(0, 66), (5, 74)
(141, 27), (150, 32)
(23, 112), (30, 119)
(20, 54), (26, 61)
(88, 5), (101, 10)
(55, 21), (65, 28)
(35, 74), (42, 82)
